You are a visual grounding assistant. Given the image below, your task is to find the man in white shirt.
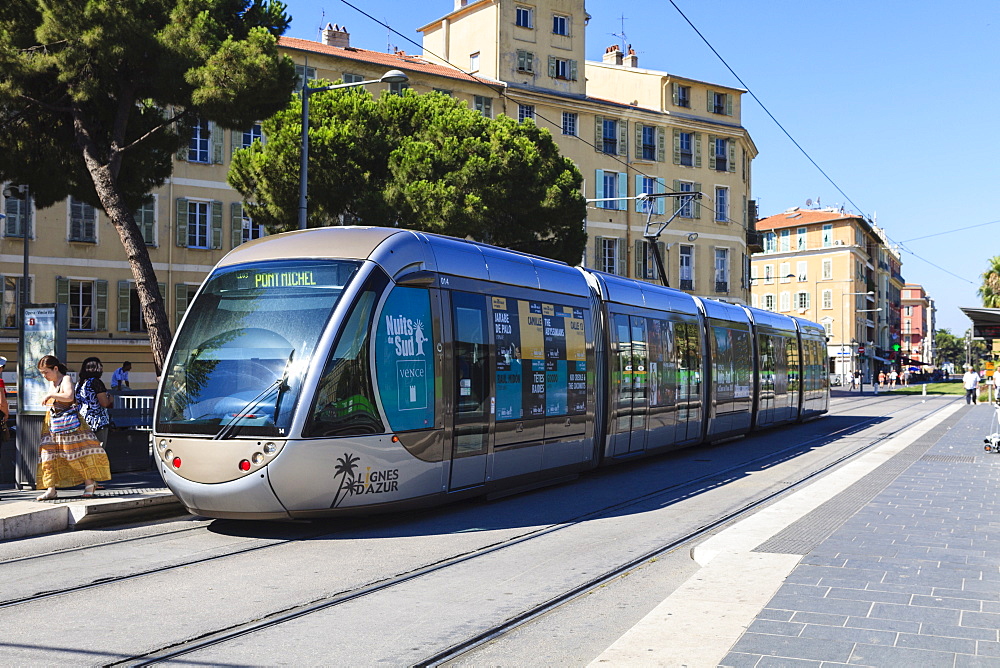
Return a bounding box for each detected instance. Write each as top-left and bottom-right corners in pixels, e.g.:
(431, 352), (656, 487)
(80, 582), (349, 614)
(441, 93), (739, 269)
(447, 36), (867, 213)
(963, 366), (981, 405)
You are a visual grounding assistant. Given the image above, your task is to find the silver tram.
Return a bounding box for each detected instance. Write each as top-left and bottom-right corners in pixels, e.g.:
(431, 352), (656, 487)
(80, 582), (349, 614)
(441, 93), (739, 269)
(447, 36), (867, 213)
(153, 227), (829, 520)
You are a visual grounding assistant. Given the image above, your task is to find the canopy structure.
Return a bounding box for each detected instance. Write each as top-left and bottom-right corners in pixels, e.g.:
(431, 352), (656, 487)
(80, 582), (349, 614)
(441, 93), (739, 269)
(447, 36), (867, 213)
(961, 307), (1000, 339)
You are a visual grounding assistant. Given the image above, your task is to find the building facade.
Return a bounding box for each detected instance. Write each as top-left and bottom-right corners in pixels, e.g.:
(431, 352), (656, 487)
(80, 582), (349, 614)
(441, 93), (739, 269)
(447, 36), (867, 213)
(901, 283), (935, 367)
(1, 0), (758, 386)
(750, 207), (904, 382)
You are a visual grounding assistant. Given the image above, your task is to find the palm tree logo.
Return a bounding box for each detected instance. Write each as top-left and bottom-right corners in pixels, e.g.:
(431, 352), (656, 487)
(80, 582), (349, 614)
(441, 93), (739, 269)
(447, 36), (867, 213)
(331, 452), (361, 508)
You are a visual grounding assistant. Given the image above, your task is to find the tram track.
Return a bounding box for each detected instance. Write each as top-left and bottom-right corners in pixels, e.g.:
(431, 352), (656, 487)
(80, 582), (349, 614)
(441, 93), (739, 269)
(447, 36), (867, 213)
(91, 396), (956, 667)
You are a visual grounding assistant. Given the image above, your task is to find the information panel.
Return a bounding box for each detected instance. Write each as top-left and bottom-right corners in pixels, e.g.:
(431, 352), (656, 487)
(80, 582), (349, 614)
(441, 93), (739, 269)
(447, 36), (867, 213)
(375, 287), (435, 431)
(493, 297), (586, 421)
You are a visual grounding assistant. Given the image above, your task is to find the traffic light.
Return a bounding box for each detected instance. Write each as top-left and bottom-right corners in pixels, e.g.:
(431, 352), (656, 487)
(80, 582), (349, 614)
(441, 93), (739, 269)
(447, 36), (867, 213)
(892, 344), (901, 352)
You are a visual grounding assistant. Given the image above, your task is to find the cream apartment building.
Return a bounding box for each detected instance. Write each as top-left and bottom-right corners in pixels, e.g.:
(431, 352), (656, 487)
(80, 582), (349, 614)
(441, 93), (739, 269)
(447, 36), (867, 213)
(1, 0), (758, 383)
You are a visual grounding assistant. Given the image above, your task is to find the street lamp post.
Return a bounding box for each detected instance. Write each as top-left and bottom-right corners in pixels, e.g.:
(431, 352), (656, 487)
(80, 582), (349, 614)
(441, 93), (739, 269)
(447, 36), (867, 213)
(842, 290), (874, 383)
(298, 69), (408, 230)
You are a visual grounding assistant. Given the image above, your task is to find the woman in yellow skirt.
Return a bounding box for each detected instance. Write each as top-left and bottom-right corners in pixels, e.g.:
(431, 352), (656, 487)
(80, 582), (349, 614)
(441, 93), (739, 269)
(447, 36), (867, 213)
(35, 355), (111, 500)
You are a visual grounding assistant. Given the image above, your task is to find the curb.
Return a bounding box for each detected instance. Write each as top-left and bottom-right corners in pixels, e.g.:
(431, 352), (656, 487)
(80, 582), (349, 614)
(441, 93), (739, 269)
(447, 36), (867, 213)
(0, 492), (183, 540)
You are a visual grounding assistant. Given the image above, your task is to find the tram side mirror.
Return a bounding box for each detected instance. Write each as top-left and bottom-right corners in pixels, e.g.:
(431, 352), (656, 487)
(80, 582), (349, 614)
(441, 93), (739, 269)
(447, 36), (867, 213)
(394, 270), (437, 287)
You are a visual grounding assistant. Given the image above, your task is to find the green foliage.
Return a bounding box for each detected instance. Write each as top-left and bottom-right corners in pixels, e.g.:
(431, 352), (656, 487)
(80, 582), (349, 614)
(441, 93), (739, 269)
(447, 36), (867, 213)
(934, 328), (965, 367)
(229, 88), (588, 265)
(977, 255), (1000, 308)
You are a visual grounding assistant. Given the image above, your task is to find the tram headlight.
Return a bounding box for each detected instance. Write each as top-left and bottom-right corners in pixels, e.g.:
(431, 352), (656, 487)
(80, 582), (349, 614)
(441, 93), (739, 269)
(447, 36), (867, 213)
(158, 439), (168, 450)
(263, 442), (277, 455)
(164, 449), (173, 461)
(252, 452), (264, 465)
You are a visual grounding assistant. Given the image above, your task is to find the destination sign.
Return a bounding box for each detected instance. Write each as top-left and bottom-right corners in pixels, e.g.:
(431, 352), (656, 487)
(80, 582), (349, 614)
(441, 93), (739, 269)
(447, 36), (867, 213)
(214, 261), (360, 293)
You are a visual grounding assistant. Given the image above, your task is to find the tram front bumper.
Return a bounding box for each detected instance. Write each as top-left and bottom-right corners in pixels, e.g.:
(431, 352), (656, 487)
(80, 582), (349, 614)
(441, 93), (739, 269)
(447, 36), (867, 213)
(160, 464), (291, 520)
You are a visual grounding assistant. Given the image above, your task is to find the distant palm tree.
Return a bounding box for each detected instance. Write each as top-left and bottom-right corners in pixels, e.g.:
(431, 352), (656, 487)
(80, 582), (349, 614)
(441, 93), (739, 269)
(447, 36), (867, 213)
(331, 453), (361, 508)
(978, 256), (1000, 308)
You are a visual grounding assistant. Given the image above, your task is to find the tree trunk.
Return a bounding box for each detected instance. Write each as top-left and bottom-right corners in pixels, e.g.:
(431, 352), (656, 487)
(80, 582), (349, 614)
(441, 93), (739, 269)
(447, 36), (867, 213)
(85, 162), (173, 376)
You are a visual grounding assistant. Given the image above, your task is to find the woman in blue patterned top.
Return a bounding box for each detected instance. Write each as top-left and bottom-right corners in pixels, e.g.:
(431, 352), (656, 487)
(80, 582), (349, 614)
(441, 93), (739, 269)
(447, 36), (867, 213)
(76, 357), (114, 447)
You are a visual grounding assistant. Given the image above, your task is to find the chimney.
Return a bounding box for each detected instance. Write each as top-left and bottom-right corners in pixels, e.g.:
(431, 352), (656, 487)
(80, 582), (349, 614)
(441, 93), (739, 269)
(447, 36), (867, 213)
(624, 45), (638, 68)
(321, 23), (350, 48)
(602, 44), (623, 66)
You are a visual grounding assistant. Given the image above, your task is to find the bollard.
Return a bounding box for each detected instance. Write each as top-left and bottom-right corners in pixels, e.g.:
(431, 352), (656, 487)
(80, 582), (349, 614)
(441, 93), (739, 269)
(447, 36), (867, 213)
(922, 383), (926, 402)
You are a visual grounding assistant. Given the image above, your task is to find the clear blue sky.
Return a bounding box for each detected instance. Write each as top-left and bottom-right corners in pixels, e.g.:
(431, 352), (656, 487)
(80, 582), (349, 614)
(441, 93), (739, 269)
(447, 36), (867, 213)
(283, 0), (1000, 336)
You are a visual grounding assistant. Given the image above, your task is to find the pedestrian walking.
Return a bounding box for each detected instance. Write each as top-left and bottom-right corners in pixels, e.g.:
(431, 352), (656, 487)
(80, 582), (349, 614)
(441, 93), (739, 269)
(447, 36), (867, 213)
(111, 361), (131, 390)
(34, 355), (111, 500)
(854, 370), (862, 392)
(878, 370), (886, 388)
(76, 357), (113, 448)
(849, 371), (858, 391)
(888, 369), (898, 388)
(963, 366), (981, 405)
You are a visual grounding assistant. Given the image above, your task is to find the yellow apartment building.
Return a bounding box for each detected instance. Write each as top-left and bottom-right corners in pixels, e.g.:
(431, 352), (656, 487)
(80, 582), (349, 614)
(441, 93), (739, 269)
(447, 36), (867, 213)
(1, 0), (758, 386)
(751, 207), (904, 383)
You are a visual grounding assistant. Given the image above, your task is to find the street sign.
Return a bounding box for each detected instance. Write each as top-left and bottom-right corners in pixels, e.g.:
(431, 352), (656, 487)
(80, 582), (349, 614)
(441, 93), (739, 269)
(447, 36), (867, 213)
(858, 345), (865, 354)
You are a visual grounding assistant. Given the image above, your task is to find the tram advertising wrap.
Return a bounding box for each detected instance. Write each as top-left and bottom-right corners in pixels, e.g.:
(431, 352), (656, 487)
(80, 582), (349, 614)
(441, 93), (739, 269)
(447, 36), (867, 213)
(153, 227), (828, 520)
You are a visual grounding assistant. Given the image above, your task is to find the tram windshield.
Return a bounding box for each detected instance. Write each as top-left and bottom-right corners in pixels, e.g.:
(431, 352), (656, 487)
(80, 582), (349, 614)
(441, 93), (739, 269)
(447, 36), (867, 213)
(156, 259), (361, 436)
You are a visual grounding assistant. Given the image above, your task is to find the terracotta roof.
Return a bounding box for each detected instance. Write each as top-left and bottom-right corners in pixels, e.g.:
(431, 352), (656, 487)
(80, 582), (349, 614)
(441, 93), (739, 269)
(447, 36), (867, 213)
(755, 208), (861, 231)
(278, 36), (502, 89)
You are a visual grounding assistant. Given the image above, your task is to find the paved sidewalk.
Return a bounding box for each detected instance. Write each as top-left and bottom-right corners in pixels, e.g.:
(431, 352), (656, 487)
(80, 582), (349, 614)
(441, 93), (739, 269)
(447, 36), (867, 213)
(0, 468), (181, 539)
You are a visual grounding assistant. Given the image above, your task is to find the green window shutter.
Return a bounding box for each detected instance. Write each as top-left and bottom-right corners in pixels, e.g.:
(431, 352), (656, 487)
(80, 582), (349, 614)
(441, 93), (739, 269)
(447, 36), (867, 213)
(594, 116), (603, 152)
(594, 235), (604, 268)
(210, 200), (223, 249)
(95, 280), (107, 331)
(617, 172), (627, 210)
(635, 123), (643, 155)
(694, 133), (702, 168)
(158, 282), (166, 327)
(231, 129), (241, 157)
(672, 129), (681, 165)
(656, 242), (665, 280)
(707, 90), (713, 112)
(617, 119), (627, 157)
(655, 178), (666, 215)
(175, 284), (190, 329)
(517, 50), (526, 70)
(635, 239), (644, 278)
(693, 182), (702, 219)
(634, 175), (644, 212)
(56, 277), (69, 306)
(728, 139), (737, 173)
(708, 135), (717, 171)
(671, 83), (679, 106)
(211, 122), (224, 164)
(527, 52), (534, 72)
(617, 239), (626, 276)
(569, 59), (578, 80)
(672, 180), (681, 213)
(231, 202), (244, 249)
(176, 198), (188, 248)
(117, 280), (130, 331)
(726, 93), (733, 116)
(595, 169), (605, 204)
(175, 115), (187, 161)
(548, 55), (556, 77)
(656, 127), (666, 162)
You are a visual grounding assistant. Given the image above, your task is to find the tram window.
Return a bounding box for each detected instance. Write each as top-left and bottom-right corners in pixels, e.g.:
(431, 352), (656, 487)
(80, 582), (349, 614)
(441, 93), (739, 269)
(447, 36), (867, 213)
(305, 276), (387, 437)
(455, 305), (488, 418)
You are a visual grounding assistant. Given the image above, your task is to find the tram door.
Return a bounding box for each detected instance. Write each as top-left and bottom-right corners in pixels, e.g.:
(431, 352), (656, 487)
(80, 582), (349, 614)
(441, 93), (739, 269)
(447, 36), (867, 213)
(611, 314), (649, 456)
(449, 292), (491, 490)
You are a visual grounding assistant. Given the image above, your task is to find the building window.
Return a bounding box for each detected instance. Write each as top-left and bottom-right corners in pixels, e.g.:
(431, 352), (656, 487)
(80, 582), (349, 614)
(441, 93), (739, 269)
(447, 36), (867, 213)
(715, 248), (729, 293)
(780, 229), (790, 252)
(764, 264), (774, 283)
(174, 284), (199, 329)
(518, 104), (535, 122)
(796, 227), (806, 250)
(822, 223), (833, 247)
(552, 14), (569, 35)
(133, 197), (157, 246)
(176, 198), (222, 250)
(763, 294), (775, 311)
(602, 118), (618, 154)
(678, 181), (695, 218)
(188, 118), (211, 163)
(121, 282), (148, 333)
(69, 198), (97, 242)
(797, 261), (807, 282)
(713, 137), (728, 171)
(550, 57), (576, 80)
(389, 81), (409, 96)
(470, 52), (480, 71)
(711, 91), (731, 115)
(641, 125), (656, 161)
(678, 131), (693, 166)
(517, 49), (535, 73)
(66, 280), (97, 331)
(638, 176), (655, 213)
(822, 258), (832, 280)
(294, 64), (316, 89)
(241, 212), (265, 245)
(1, 276), (31, 328)
(673, 83), (691, 108)
(715, 187), (728, 222)
(597, 237), (620, 274)
(779, 292), (790, 312)
(562, 112), (577, 136)
(343, 73), (364, 84)
(516, 5), (533, 28)
(679, 245), (694, 290)
(763, 231), (776, 253)
(796, 291), (810, 310)
(187, 201), (210, 248)
(3, 189), (31, 238)
(822, 289), (833, 309)
(595, 170), (624, 210)
(474, 96), (493, 118)
(433, 88), (453, 96)
(779, 262), (791, 282)
(240, 123), (263, 150)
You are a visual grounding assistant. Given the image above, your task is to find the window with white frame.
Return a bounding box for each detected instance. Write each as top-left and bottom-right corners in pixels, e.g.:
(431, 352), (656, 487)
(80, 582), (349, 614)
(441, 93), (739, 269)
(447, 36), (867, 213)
(550, 56), (576, 80)
(595, 170), (624, 210)
(241, 211), (265, 245)
(822, 223), (833, 247)
(470, 52), (480, 71)
(641, 125), (656, 161)
(3, 188), (31, 238)
(711, 91), (731, 115)
(518, 104), (535, 122)
(796, 260), (807, 282)
(795, 291), (810, 310)
(822, 289), (832, 309)
(678, 181), (695, 218)
(240, 123), (263, 150)
(121, 281), (147, 333)
(715, 186), (728, 222)
(779, 292), (790, 312)
(562, 112), (577, 136)
(796, 226), (806, 250)
(552, 14), (569, 35)
(133, 197), (157, 246)
(294, 64), (316, 89)
(598, 237), (620, 274)
(60, 278), (106, 331)
(752, 293), (759, 308)
(713, 137), (728, 171)
(764, 264), (774, 283)
(780, 229), (790, 251)
(176, 198), (222, 250)
(516, 49), (535, 73)
(714, 248), (729, 293)
(389, 81), (409, 96)
(679, 245), (694, 290)
(678, 131), (694, 166)
(515, 5), (533, 28)
(188, 118), (212, 163)
(763, 294), (775, 311)
(187, 201), (210, 248)
(823, 320), (833, 336)
(822, 258), (832, 280)
(1, 275), (31, 328)
(69, 197), (97, 242)
(174, 284), (199, 329)
(638, 176), (655, 212)
(342, 73), (364, 84)
(763, 231), (776, 253)
(779, 262), (791, 282)
(602, 118), (618, 154)
(474, 96), (493, 118)
(673, 83), (691, 108)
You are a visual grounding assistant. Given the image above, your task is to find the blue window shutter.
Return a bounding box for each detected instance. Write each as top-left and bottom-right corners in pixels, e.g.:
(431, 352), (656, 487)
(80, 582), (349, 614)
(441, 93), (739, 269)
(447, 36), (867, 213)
(656, 179), (666, 215)
(617, 172), (627, 211)
(595, 169), (604, 205)
(634, 175), (643, 212)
